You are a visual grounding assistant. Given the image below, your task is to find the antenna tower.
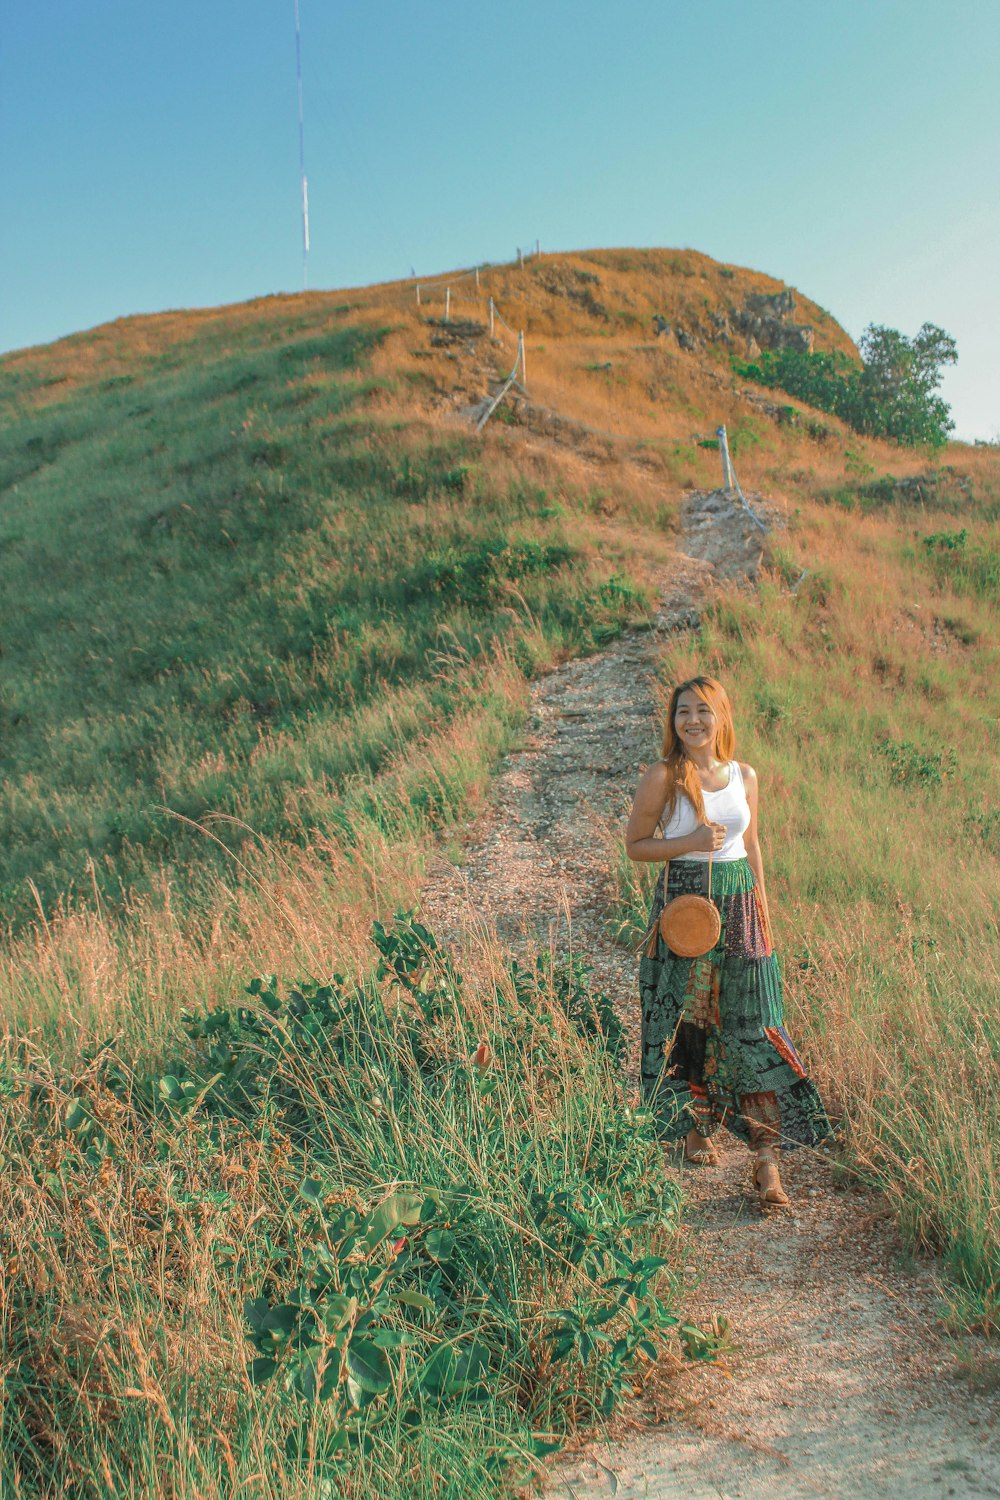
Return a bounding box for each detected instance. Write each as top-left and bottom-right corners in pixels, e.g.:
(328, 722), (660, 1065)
(294, 0), (309, 289)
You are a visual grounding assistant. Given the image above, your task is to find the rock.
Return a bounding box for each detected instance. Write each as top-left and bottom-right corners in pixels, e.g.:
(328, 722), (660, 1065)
(734, 290), (816, 355)
(674, 326), (700, 353)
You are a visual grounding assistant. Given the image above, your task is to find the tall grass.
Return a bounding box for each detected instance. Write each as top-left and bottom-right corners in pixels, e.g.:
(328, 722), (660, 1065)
(0, 644), (539, 1062)
(0, 291), (680, 1494)
(610, 476), (1000, 1329)
(0, 916), (684, 1498)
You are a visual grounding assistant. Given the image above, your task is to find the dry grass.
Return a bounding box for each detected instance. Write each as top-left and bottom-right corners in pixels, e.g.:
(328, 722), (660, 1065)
(625, 449), (1000, 1328)
(4, 242), (975, 510)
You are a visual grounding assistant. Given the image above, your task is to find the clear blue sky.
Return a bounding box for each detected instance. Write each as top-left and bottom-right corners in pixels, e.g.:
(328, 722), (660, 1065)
(3, 0), (997, 439)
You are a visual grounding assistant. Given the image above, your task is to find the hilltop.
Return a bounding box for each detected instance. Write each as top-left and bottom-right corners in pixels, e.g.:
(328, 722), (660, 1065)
(1, 243), (995, 933)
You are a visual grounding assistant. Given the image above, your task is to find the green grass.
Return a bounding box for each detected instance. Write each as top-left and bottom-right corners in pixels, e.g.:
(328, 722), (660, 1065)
(0, 316), (643, 923)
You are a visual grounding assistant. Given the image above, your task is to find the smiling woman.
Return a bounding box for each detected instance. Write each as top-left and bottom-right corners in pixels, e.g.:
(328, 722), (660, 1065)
(625, 675), (833, 1211)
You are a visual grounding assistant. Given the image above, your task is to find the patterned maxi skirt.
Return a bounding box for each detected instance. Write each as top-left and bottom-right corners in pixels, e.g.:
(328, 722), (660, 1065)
(639, 858), (833, 1151)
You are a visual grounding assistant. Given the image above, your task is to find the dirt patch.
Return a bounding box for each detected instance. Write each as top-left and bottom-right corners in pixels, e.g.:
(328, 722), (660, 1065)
(548, 1138), (1000, 1498)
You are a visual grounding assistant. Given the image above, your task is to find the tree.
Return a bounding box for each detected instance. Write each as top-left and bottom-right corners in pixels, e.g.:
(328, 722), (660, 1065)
(733, 321), (958, 449)
(855, 323), (957, 449)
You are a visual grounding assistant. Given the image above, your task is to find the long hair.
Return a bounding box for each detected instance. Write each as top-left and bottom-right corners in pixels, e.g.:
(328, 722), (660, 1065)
(660, 676), (737, 823)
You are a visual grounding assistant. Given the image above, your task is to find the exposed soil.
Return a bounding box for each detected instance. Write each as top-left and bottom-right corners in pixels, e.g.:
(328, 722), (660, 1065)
(420, 489), (1000, 1500)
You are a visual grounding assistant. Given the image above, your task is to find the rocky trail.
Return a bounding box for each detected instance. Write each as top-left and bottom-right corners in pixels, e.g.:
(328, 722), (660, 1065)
(420, 490), (1000, 1500)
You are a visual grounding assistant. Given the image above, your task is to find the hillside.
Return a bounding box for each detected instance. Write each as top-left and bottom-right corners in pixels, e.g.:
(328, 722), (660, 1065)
(0, 245), (968, 926)
(1, 249), (998, 1498)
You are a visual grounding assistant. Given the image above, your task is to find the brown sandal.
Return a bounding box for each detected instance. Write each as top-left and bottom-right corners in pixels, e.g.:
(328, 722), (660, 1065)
(684, 1133), (721, 1166)
(753, 1151), (790, 1209)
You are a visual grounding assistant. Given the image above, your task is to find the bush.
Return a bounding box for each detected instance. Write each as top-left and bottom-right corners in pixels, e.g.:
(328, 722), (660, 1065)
(922, 527), (999, 600)
(733, 322), (957, 449)
(875, 734), (957, 788)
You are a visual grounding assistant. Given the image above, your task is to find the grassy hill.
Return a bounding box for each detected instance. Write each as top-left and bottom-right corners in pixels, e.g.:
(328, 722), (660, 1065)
(0, 304), (636, 928)
(1, 249), (998, 1497)
(0, 247), (895, 922)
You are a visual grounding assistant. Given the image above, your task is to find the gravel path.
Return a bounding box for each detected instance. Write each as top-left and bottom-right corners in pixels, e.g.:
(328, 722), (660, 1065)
(419, 490), (1000, 1500)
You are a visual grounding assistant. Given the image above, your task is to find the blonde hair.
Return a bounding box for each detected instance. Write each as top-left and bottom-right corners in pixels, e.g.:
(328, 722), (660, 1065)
(660, 676), (737, 823)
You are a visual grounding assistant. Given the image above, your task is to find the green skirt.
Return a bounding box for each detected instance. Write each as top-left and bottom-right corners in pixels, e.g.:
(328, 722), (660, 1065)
(639, 858), (833, 1150)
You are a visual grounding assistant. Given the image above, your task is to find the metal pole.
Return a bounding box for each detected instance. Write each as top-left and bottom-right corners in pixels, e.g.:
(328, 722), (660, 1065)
(518, 247), (524, 269)
(489, 297), (495, 337)
(293, 0), (309, 290)
(717, 425), (735, 492)
(518, 331), (526, 390)
(445, 287), (450, 322)
(716, 424), (768, 531)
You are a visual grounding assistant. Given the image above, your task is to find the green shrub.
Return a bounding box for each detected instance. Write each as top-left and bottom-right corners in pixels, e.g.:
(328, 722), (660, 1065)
(923, 528), (999, 599)
(733, 322), (957, 449)
(875, 735), (957, 788)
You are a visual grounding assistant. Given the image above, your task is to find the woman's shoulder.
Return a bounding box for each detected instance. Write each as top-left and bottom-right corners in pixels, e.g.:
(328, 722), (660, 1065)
(736, 761), (758, 790)
(639, 758), (671, 791)
(630, 759), (676, 828)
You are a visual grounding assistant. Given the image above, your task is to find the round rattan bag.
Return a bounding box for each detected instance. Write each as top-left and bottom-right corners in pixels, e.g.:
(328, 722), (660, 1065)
(658, 857), (721, 957)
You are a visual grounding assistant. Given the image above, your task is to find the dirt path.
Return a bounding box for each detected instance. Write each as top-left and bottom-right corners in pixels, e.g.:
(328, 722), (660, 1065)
(419, 490), (1000, 1500)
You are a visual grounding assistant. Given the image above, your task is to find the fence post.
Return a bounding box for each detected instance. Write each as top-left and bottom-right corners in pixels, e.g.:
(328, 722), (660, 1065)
(535, 238), (540, 256)
(489, 297), (495, 337)
(445, 287), (450, 323)
(717, 425), (735, 492)
(475, 266), (480, 289)
(416, 284), (421, 306)
(518, 331), (526, 391)
(518, 246), (523, 269)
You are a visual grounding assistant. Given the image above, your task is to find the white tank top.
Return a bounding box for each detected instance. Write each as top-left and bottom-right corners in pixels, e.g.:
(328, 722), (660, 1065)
(659, 760), (751, 862)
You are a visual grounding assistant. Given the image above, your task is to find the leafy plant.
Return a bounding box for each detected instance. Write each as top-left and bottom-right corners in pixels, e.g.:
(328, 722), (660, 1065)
(923, 528), (968, 552)
(513, 953), (625, 1059)
(733, 322), (957, 448)
(844, 447), (875, 480)
(876, 735), (957, 788)
(245, 1170), (681, 1457)
(922, 528), (998, 600)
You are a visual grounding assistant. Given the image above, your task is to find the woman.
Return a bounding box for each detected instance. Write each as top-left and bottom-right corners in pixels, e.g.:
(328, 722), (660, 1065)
(625, 676), (831, 1209)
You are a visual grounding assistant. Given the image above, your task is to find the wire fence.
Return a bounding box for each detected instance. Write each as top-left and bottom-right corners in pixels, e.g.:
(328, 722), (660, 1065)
(328, 246), (768, 528)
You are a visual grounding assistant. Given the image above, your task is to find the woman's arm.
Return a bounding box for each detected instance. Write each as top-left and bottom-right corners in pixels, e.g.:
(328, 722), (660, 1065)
(625, 762), (724, 863)
(740, 763), (772, 932)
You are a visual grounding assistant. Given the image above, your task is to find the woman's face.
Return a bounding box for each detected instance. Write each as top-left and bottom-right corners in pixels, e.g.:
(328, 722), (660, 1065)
(674, 690), (718, 753)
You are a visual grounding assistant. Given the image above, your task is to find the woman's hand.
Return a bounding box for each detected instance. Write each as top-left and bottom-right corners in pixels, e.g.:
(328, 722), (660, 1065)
(625, 764), (728, 862)
(692, 820), (726, 852)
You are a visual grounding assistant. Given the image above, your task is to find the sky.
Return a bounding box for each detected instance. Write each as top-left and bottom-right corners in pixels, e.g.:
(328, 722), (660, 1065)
(2, 0), (998, 441)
